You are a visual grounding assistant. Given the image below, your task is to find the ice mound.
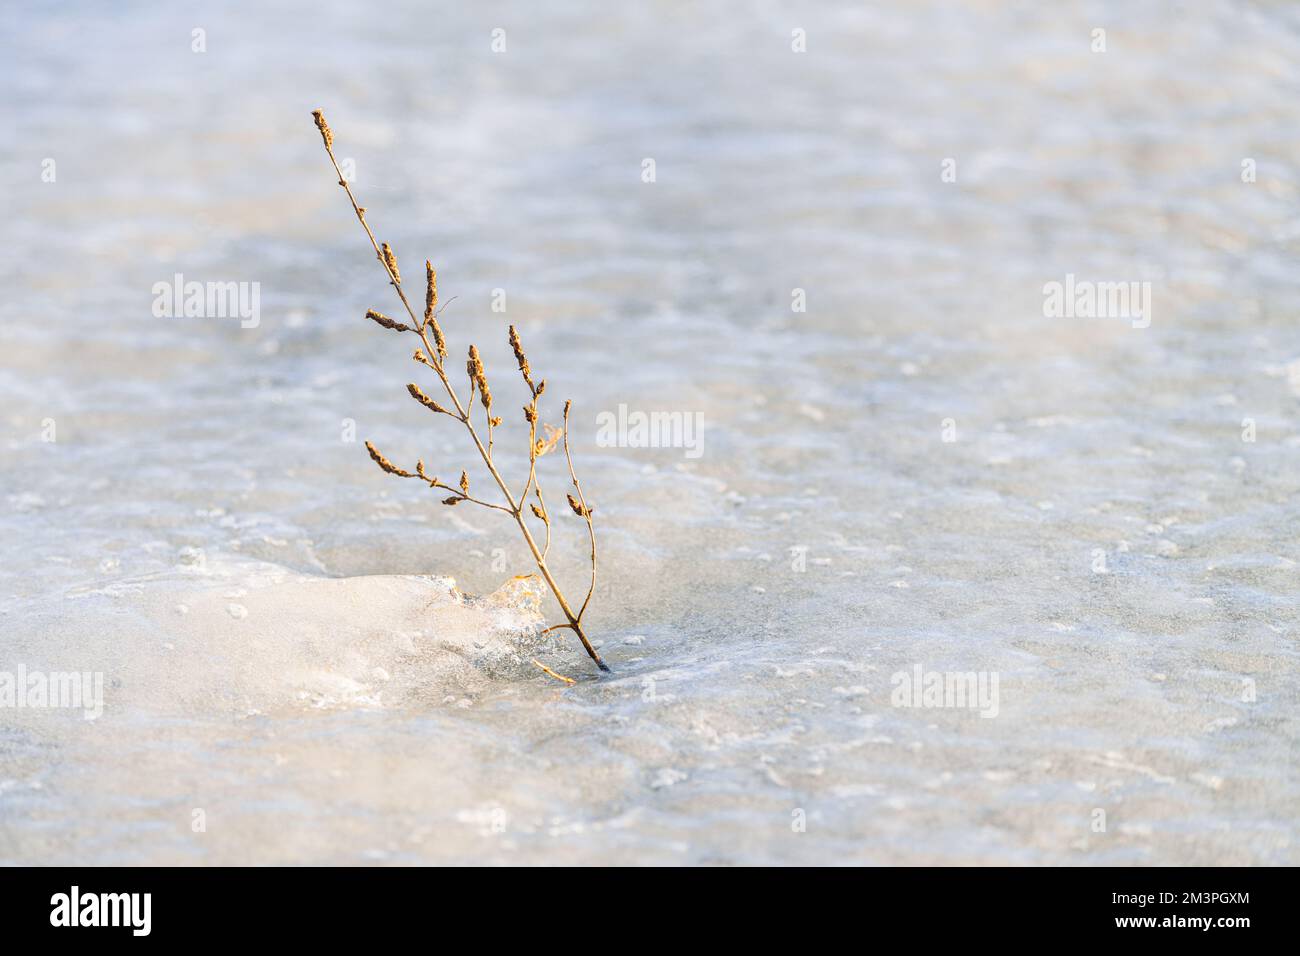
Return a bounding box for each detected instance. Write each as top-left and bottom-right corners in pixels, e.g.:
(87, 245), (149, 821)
(5, 559), (555, 719)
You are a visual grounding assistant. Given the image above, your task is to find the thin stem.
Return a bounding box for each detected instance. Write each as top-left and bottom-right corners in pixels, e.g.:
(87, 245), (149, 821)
(535, 487), (552, 559)
(563, 402), (598, 622)
(531, 659), (575, 685)
(517, 399), (538, 504)
(427, 483), (514, 513)
(320, 146), (422, 330)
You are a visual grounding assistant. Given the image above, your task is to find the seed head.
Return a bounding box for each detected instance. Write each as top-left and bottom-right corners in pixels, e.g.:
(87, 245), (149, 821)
(467, 345), (492, 409)
(424, 261), (438, 320)
(423, 261), (448, 359)
(366, 309), (411, 333)
(381, 242), (400, 283)
(407, 382), (449, 415)
(508, 325), (534, 391)
(429, 320), (447, 361)
(567, 494), (591, 518)
(365, 440), (413, 478)
(459, 470), (469, 494)
(311, 109), (333, 149)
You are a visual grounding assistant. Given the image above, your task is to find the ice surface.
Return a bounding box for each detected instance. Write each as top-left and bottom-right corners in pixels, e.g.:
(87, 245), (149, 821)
(1, 1), (1297, 864)
(7, 560), (555, 719)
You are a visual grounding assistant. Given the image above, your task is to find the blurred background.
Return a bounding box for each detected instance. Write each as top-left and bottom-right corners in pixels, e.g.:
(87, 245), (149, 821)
(0, 1), (1297, 864)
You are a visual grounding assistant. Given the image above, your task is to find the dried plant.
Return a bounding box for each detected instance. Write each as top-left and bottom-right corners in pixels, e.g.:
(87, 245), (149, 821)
(311, 109), (608, 673)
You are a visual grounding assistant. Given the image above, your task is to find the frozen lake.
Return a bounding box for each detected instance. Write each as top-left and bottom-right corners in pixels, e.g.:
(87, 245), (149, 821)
(1, 1), (1297, 864)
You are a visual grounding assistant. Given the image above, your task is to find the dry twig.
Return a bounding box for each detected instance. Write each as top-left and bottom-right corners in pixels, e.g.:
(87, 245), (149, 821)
(311, 109), (609, 673)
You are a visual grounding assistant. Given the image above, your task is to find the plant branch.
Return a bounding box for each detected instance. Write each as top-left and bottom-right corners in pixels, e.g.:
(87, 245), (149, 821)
(313, 108), (608, 673)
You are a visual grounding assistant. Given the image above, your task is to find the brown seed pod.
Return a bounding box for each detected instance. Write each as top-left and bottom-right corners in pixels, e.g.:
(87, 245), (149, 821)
(365, 440), (413, 478)
(422, 261), (448, 359)
(424, 260), (438, 321)
(381, 243), (400, 283)
(311, 109), (333, 149)
(508, 325), (534, 390)
(366, 309), (411, 332)
(523, 405), (537, 424)
(442, 496), (460, 506)
(530, 503), (546, 520)
(429, 320), (447, 361)
(407, 382), (449, 415)
(567, 493), (591, 518)
(467, 345), (492, 409)
(459, 470), (469, 494)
